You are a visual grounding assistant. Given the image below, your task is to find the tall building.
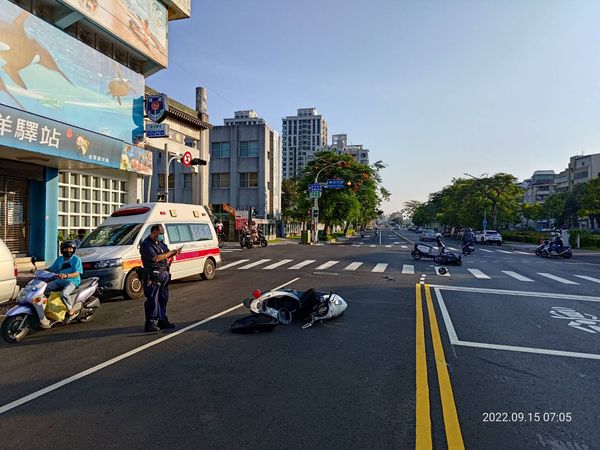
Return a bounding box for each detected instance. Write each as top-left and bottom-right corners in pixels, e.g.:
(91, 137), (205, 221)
(568, 153), (600, 189)
(522, 170), (556, 204)
(331, 134), (370, 165)
(282, 108), (328, 179)
(209, 111), (282, 220)
(0, 0), (190, 261)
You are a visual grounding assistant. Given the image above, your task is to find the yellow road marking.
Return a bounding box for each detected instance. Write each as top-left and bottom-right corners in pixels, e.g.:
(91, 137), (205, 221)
(424, 284), (465, 449)
(415, 284), (432, 449)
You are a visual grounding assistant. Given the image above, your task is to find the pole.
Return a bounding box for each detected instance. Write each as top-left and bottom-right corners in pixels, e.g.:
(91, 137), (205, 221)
(164, 143), (169, 203)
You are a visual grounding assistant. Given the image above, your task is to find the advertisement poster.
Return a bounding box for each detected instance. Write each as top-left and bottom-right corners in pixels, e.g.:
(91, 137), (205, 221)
(60, 0), (168, 67)
(0, 0), (144, 144)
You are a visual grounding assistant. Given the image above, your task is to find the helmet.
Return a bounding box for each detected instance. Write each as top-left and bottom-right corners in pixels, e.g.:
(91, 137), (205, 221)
(552, 232), (560, 237)
(436, 233), (442, 238)
(60, 240), (77, 252)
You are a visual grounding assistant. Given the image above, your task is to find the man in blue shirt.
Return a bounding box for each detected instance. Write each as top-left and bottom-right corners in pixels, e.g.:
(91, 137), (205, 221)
(45, 240), (83, 317)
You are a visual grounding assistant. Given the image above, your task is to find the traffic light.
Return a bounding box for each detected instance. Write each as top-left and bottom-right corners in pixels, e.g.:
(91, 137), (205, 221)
(346, 181), (353, 187)
(190, 158), (207, 165)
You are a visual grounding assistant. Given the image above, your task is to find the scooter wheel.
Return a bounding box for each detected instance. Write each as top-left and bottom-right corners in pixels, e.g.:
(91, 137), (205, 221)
(434, 255), (447, 264)
(78, 308), (97, 323)
(246, 242), (253, 249)
(535, 250), (541, 256)
(563, 251), (573, 259)
(1, 314), (31, 343)
(411, 250), (422, 260)
(541, 250), (549, 258)
(261, 239), (268, 247)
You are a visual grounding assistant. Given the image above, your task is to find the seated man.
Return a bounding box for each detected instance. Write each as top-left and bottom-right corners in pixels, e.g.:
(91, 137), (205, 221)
(551, 233), (564, 253)
(44, 240), (83, 317)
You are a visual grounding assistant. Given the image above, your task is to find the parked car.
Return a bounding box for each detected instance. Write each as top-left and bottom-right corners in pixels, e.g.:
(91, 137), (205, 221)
(0, 238), (19, 303)
(419, 229), (437, 241)
(475, 230), (503, 245)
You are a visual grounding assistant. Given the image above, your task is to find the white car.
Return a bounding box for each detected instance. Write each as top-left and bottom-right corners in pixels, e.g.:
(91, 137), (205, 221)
(475, 230), (503, 245)
(0, 239), (19, 302)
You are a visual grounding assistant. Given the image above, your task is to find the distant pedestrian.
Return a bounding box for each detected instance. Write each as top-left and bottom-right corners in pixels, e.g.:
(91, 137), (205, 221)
(73, 229), (86, 248)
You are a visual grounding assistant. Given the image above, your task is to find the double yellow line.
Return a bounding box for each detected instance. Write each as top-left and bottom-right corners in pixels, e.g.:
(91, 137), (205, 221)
(416, 284), (465, 449)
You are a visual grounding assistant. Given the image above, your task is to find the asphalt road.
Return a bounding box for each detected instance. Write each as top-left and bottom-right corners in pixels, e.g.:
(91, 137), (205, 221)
(1, 229), (599, 449)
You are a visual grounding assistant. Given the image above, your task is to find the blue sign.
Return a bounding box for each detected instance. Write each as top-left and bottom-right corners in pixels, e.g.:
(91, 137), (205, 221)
(146, 94), (169, 123)
(326, 179), (345, 189)
(308, 183), (323, 192)
(482, 219), (488, 228)
(146, 123), (169, 138)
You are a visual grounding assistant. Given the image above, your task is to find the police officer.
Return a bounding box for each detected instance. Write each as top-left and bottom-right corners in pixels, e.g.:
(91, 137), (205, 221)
(140, 224), (182, 332)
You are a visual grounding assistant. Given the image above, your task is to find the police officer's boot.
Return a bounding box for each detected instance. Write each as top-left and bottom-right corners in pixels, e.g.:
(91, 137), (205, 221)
(157, 317), (175, 329)
(144, 320), (160, 332)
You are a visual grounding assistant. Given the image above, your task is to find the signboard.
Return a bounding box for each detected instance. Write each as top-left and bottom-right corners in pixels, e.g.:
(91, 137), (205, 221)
(0, 103), (152, 175)
(0, 0), (144, 144)
(181, 151), (192, 166)
(326, 179), (345, 189)
(146, 123), (169, 138)
(60, 0), (168, 67)
(309, 191), (321, 199)
(482, 219), (488, 228)
(312, 207), (319, 218)
(308, 183), (323, 192)
(222, 203), (236, 216)
(146, 94), (169, 123)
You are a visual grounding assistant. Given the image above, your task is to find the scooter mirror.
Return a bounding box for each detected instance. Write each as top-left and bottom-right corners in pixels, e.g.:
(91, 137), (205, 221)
(30, 256), (37, 265)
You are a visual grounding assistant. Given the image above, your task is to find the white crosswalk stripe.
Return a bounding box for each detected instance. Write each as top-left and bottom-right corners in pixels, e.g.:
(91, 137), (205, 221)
(385, 245), (392, 248)
(217, 259), (249, 270)
(315, 260), (339, 270)
(262, 259), (293, 270)
(538, 273), (579, 285)
(497, 250), (512, 254)
(467, 268), (491, 279)
(574, 275), (600, 284)
(402, 264), (415, 274)
(238, 259), (271, 270)
(479, 248), (494, 253)
(344, 262), (363, 271)
(372, 263), (388, 272)
(448, 247), (458, 251)
(369, 245), (376, 248)
(288, 260), (316, 270)
(513, 251), (530, 255)
(503, 271), (534, 282)
(401, 245), (408, 249)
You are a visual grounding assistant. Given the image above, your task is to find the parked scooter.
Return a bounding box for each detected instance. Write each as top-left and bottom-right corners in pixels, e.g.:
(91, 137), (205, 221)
(1, 258), (100, 343)
(535, 240), (573, 259)
(411, 237), (462, 265)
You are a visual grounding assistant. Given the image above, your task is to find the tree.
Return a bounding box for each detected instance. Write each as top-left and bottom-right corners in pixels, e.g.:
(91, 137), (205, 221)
(579, 176), (600, 228)
(280, 178), (304, 221)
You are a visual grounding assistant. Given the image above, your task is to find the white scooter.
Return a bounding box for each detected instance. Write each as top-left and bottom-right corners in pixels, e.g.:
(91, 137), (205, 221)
(1, 258), (100, 343)
(231, 288), (347, 333)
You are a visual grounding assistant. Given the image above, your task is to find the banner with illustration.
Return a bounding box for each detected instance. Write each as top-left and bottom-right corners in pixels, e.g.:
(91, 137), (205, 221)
(0, 0), (144, 144)
(0, 103), (152, 175)
(59, 0), (168, 67)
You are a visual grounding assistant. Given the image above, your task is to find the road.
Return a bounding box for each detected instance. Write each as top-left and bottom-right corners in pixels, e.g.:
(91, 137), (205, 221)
(1, 229), (599, 449)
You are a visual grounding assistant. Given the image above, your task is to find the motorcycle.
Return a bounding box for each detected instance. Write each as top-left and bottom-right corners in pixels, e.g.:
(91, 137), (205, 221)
(411, 240), (462, 265)
(361, 230), (365, 238)
(240, 231), (268, 249)
(462, 241), (475, 255)
(231, 287), (347, 333)
(1, 258), (100, 343)
(535, 240), (572, 259)
(217, 232), (224, 248)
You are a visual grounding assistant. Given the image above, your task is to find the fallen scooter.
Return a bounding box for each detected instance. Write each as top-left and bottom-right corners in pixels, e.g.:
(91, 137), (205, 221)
(231, 287), (347, 333)
(1, 258), (100, 343)
(411, 239), (462, 265)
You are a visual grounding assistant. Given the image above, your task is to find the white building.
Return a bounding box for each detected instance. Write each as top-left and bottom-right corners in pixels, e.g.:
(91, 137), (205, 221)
(282, 108), (328, 179)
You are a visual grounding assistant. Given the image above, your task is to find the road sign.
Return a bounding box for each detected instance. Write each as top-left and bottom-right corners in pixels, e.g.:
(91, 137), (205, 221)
(182, 151), (193, 166)
(308, 183), (323, 192)
(146, 123), (169, 138)
(482, 219), (488, 228)
(146, 94), (169, 123)
(309, 191), (321, 199)
(326, 179), (345, 189)
(312, 207), (319, 218)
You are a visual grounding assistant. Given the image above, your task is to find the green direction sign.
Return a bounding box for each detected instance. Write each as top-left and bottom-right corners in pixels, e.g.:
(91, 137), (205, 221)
(309, 191), (322, 199)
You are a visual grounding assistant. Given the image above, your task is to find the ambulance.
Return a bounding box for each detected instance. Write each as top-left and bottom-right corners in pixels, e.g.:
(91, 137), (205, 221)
(76, 203), (222, 299)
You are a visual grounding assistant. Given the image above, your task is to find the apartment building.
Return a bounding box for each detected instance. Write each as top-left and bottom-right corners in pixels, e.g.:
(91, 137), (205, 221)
(331, 134), (370, 165)
(282, 108), (328, 179)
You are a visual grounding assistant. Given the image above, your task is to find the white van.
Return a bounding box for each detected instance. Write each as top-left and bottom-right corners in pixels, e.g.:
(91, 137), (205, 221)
(0, 238), (19, 303)
(76, 203), (222, 299)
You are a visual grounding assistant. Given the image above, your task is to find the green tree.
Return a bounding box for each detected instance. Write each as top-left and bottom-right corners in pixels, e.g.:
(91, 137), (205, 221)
(579, 177), (600, 228)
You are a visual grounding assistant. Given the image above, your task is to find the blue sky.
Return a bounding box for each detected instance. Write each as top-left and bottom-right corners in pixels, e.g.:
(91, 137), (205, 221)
(148, 0), (600, 213)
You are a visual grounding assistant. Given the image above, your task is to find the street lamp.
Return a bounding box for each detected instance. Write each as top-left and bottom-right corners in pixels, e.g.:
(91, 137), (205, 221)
(464, 172), (489, 231)
(312, 160), (345, 244)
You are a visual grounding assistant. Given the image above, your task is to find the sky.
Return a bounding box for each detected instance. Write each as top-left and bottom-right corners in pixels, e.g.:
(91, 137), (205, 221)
(148, 0), (600, 214)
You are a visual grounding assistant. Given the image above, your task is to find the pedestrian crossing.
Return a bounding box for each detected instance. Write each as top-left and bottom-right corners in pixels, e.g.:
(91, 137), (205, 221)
(216, 257), (600, 287)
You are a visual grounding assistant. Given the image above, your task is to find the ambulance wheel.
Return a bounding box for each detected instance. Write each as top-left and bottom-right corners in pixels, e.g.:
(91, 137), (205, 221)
(201, 259), (216, 280)
(124, 270), (144, 300)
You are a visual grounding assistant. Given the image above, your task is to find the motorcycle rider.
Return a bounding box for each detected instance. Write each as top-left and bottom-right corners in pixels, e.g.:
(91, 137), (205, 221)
(462, 227), (475, 251)
(360, 226), (365, 238)
(44, 240), (83, 318)
(240, 222), (249, 246)
(250, 221), (259, 244)
(435, 232), (445, 253)
(550, 232), (564, 254)
(215, 219), (224, 244)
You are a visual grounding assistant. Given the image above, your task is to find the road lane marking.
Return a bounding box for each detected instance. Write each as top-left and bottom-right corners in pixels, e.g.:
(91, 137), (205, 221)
(288, 259), (316, 270)
(420, 274), (426, 285)
(447, 247), (458, 251)
(429, 284), (600, 301)
(402, 264), (415, 274)
(467, 268), (490, 279)
(0, 277), (302, 415)
(238, 259), (271, 269)
(344, 262), (363, 271)
(262, 259), (293, 269)
(574, 275), (600, 284)
(217, 259), (249, 270)
(415, 285), (432, 449)
(372, 263), (388, 273)
(385, 245), (392, 248)
(513, 251), (530, 255)
(424, 285), (464, 449)
(497, 250), (512, 254)
(479, 248), (494, 253)
(538, 273), (579, 285)
(369, 245), (376, 248)
(315, 260), (339, 270)
(503, 271), (534, 282)
(401, 245), (408, 249)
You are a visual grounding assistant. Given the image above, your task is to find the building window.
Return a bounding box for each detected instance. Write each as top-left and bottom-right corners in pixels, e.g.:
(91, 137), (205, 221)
(240, 172), (259, 188)
(574, 171), (588, 180)
(239, 141), (259, 157)
(211, 173), (230, 189)
(211, 142), (230, 158)
(183, 174), (193, 189)
(158, 174), (175, 189)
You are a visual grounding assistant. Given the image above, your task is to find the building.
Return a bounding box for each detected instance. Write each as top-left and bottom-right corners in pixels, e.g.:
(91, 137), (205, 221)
(0, 0), (190, 261)
(144, 86), (211, 206)
(209, 110), (282, 223)
(282, 108), (328, 179)
(554, 169), (569, 193)
(567, 153), (600, 189)
(330, 134), (370, 165)
(522, 170), (556, 204)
